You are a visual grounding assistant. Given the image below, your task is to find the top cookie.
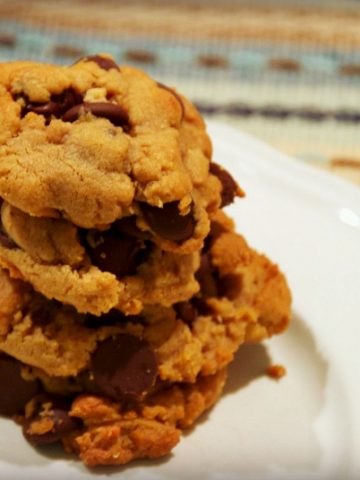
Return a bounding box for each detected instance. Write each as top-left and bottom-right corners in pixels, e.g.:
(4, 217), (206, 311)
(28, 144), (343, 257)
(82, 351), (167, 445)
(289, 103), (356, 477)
(0, 55), (241, 254)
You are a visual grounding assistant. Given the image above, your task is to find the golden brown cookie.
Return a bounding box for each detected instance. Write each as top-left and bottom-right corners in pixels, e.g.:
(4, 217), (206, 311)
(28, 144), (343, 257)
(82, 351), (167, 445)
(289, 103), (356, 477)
(22, 369), (227, 466)
(0, 55), (290, 469)
(0, 210), (291, 382)
(0, 204), (200, 315)
(0, 55), (241, 255)
(0, 206), (291, 467)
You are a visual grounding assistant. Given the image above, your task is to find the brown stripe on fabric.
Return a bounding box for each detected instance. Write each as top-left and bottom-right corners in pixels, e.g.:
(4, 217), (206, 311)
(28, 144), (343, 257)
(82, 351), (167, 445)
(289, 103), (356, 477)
(124, 50), (157, 64)
(1, 1), (360, 48)
(268, 58), (302, 72)
(197, 54), (229, 69)
(53, 45), (85, 58)
(0, 33), (16, 47)
(195, 102), (360, 124)
(340, 64), (360, 76)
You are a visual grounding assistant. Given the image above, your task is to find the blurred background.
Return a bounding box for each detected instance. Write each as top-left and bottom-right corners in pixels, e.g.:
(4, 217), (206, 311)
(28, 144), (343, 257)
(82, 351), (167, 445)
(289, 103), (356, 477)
(1, 0), (360, 185)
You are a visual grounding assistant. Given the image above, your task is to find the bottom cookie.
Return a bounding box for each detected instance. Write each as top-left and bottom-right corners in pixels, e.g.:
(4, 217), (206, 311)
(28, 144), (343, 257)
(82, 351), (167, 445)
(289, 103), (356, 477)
(22, 368), (227, 466)
(0, 210), (291, 468)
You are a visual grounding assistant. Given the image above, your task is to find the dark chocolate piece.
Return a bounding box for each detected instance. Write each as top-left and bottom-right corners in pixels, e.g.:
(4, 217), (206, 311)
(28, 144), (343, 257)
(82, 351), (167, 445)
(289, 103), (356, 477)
(23, 88), (82, 121)
(209, 163), (240, 207)
(174, 302), (197, 325)
(140, 201), (195, 243)
(23, 395), (80, 446)
(157, 82), (185, 120)
(82, 55), (119, 71)
(85, 229), (147, 277)
(91, 334), (157, 400)
(62, 102), (129, 128)
(113, 216), (149, 240)
(0, 231), (17, 249)
(0, 356), (39, 416)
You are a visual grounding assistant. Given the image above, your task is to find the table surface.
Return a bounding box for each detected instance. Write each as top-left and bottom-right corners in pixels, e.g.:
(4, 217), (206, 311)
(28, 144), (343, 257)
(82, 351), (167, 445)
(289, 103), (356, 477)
(1, 0), (360, 186)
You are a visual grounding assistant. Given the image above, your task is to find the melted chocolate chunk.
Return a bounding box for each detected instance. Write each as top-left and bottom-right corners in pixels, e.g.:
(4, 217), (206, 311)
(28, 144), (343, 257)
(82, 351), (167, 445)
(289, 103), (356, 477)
(84, 228), (149, 277)
(174, 302), (197, 325)
(23, 395), (80, 446)
(81, 55), (120, 71)
(22, 88), (82, 122)
(141, 201), (195, 243)
(62, 102), (129, 128)
(191, 297), (214, 316)
(157, 82), (185, 120)
(0, 204), (17, 249)
(0, 231), (17, 249)
(91, 334), (158, 400)
(209, 163), (241, 207)
(114, 216), (149, 240)
(217, 273), (243, 300)
(0, 355), (40, 416)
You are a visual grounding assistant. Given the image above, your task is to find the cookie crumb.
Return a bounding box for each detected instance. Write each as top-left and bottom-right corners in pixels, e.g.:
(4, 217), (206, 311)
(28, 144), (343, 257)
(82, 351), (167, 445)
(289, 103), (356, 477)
(266, 364), (287, 380)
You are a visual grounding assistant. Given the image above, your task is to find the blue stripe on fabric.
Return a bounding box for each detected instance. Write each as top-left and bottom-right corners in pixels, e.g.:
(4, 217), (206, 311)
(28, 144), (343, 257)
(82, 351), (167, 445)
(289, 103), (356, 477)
(1, 20), (360, 86)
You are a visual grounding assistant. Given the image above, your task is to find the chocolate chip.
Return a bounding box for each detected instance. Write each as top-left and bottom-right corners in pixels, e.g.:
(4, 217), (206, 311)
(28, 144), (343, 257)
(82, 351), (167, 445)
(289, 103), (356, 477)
(22, 88), (83, 121)
(0, 355), (39, 416)
(0, 231), (17, 249)
(157, 82), (185, 120)
(114, 216), (149, 240)
(140, 201), (195, 242)
(62, 102), (129, 128)
(23, 395), (80, 446)
(81, 55), (120, 71)
(91, 334), (157, 400)
(191, 297), (213, 316)
(174, 302), (197, 325)
(217, 273), (243, 300)
(210, 163), (241, 207)
(85, 229), (149, 277)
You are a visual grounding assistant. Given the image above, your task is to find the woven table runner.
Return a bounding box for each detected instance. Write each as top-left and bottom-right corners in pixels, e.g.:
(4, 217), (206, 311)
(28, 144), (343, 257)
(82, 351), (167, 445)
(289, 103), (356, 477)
(1, 0), (360, 185)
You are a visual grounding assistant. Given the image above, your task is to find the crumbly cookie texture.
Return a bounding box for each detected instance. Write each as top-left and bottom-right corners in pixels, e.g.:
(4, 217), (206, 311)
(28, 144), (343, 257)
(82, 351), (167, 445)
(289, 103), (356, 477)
(0, 207), (291, 467)
(66, 369), (227, 466)
(0, 211), (290, 382)
(22, 369), (227, 467)
(0, 200), (201, 315)
(0, 230), (200, 316)
(0, 55), (290, 469)
(0, 56), (235, 254)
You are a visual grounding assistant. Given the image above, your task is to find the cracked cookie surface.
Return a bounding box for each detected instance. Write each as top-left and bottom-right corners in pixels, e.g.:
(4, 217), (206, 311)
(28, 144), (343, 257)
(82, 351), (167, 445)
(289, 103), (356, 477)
(0, 56), (241, 255)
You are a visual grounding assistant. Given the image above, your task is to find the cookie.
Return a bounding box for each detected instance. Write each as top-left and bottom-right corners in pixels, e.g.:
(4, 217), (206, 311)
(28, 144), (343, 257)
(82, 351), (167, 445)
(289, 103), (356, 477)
(0, 208), (291, 466)
(22, 369), (227, 466)
(0, 55), (290, 470)
(0, 201), (200, 315)
(0, 55), (241, 255)
(0, 212), (290, 383)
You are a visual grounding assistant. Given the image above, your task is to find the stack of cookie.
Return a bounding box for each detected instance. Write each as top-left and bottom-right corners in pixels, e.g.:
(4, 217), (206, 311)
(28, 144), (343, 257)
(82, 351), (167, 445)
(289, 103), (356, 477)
(0, 55), (291, 467)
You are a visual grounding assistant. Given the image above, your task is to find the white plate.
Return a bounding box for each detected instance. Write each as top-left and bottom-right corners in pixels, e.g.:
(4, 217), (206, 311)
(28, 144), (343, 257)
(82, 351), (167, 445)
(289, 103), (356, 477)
(1, 121), (360, 480)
